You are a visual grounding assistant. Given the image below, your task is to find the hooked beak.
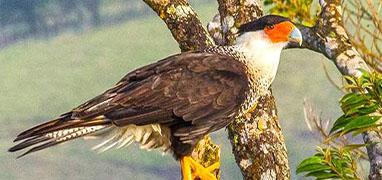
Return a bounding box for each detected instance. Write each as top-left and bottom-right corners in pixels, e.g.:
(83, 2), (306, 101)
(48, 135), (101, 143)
(289, 27), (303, 46)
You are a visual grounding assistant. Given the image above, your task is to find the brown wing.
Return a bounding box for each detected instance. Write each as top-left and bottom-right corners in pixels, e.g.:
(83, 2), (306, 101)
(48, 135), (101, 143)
(71, 52), (249, 141)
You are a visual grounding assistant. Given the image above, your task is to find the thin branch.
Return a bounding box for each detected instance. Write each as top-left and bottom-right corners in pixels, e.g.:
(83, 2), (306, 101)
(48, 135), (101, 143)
(343, 0), (382, 72)
(303, 99), (368, 160)
(216, 0), (263, 44)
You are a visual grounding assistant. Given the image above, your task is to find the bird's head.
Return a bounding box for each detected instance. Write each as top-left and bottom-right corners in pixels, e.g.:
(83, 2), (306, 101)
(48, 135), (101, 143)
(234, 15), (303, 83)
(235, 15), (302, 50)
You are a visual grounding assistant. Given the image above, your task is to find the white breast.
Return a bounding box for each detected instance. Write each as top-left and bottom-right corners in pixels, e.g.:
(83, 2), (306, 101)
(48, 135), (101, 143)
(235, 31), (286, 83)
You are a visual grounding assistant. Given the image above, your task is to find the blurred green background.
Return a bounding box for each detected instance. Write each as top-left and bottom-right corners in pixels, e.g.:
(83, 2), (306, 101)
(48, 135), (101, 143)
(0, 0), (343, 179)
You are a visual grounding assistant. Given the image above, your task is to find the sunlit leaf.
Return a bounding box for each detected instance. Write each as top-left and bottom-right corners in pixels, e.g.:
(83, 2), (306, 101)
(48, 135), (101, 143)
(297, 147), (359, 180)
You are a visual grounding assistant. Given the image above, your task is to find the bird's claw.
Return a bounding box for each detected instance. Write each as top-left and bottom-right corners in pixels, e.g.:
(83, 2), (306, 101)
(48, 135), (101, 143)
(181, 156), (219, 180)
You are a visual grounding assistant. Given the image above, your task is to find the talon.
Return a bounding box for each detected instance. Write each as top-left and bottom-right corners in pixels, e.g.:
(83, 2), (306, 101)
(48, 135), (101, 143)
(180, 156), (219, 180)
(206, 162), (219, 172)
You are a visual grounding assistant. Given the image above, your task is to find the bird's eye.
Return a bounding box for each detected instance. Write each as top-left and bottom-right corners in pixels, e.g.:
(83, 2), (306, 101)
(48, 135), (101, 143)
(267, 25), (274, 29)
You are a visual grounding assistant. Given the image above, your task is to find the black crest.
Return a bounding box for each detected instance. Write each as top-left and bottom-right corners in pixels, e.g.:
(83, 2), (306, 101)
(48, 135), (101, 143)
(238, 15), (290, 33)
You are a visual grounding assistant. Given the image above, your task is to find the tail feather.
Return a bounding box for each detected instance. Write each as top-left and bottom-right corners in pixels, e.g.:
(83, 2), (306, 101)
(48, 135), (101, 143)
(17, 139), (60, 158)
(9, 136), (51, 152)
(14, 119), (61, 142)
(9, 113), (111, 157)
(13, 125), (107, 158)
(14, 113), (74, 142)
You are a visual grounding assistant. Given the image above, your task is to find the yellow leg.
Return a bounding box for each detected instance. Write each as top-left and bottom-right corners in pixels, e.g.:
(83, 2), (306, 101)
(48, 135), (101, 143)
(181, 157), (192, 180)
(180, 156), (220, 180)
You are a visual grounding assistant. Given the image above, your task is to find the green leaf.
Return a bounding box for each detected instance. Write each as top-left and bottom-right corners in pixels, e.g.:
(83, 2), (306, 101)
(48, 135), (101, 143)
(297, 147), (358, 180)
(306, 171), (339, 179)
(297, 163), (331, 174)
(358, 69), (371, 79)
(342, 116), (381, 134)
(330, 116), (351, 134)
(340, 93), (359, 105)
(357, 103), (379, 115)
(343, 76), (357, 86)
(264, 0), (274, 5)
(331, 115), (381, 135)
(296, 156), (323, 170)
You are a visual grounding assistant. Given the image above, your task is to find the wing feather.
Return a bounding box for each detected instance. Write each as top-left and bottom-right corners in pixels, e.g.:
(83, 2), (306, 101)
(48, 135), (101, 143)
(70, 52), (249, 143)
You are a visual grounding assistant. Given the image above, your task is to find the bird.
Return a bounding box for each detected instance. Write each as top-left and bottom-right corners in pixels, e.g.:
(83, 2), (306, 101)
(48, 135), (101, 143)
(9, 15), (302, 180)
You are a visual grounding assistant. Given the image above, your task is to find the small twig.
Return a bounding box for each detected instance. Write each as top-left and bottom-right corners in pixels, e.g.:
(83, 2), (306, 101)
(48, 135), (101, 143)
(319, 0), (327, 7)
(321, 60), (343, 92)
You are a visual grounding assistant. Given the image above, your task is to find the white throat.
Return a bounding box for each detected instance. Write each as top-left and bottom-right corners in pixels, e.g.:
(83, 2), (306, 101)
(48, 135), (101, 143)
(234, 31), (287, 82)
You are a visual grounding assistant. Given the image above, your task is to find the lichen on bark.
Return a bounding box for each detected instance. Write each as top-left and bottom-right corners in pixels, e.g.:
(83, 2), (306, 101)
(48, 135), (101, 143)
(227, 92), (290, 180)
(143, 0), (214, 52)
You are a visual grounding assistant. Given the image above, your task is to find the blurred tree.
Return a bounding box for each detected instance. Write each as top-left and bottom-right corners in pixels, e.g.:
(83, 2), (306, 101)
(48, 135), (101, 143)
(0, 0), (46, 34)
(57, 0), (85, 28)
(265, 0), (318, 26)
(0, 0), (123, 48)
(83, 0), (101, 27)
(57, 0), (101, 27)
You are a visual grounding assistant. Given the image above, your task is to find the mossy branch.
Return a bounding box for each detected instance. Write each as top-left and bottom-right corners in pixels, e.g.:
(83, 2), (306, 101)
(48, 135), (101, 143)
(143, 0), (214, 52)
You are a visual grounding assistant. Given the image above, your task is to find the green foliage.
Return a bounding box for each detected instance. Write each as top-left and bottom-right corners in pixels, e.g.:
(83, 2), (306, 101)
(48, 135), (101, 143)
(298, 70), (382, 179)
(330, 70), (382, 137)
(297, 147), (360, 179)
(264, 0), (318, 26)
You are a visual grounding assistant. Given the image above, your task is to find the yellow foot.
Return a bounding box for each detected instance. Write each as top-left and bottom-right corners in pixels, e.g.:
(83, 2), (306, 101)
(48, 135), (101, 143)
(180, 156), (220, 180)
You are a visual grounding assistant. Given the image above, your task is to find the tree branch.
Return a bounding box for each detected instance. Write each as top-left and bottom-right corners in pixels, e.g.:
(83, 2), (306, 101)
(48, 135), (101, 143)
(209, 1), (291, 179)
(289, 0), (382, 179)
(143, 0), (214, 52)
(288, 0), (370, 76)
(215, 0), (263, 44)
(143, 0), (220, 179)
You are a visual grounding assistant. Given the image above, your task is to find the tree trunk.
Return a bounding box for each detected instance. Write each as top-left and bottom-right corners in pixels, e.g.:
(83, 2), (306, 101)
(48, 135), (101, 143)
(21, 2), (40, 35)
(210, 1), (291, 179)
(227, 92), (290, 179)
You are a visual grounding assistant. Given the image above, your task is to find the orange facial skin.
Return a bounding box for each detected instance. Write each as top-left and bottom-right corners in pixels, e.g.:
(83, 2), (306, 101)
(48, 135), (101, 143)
(264, 21), (295, 43)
